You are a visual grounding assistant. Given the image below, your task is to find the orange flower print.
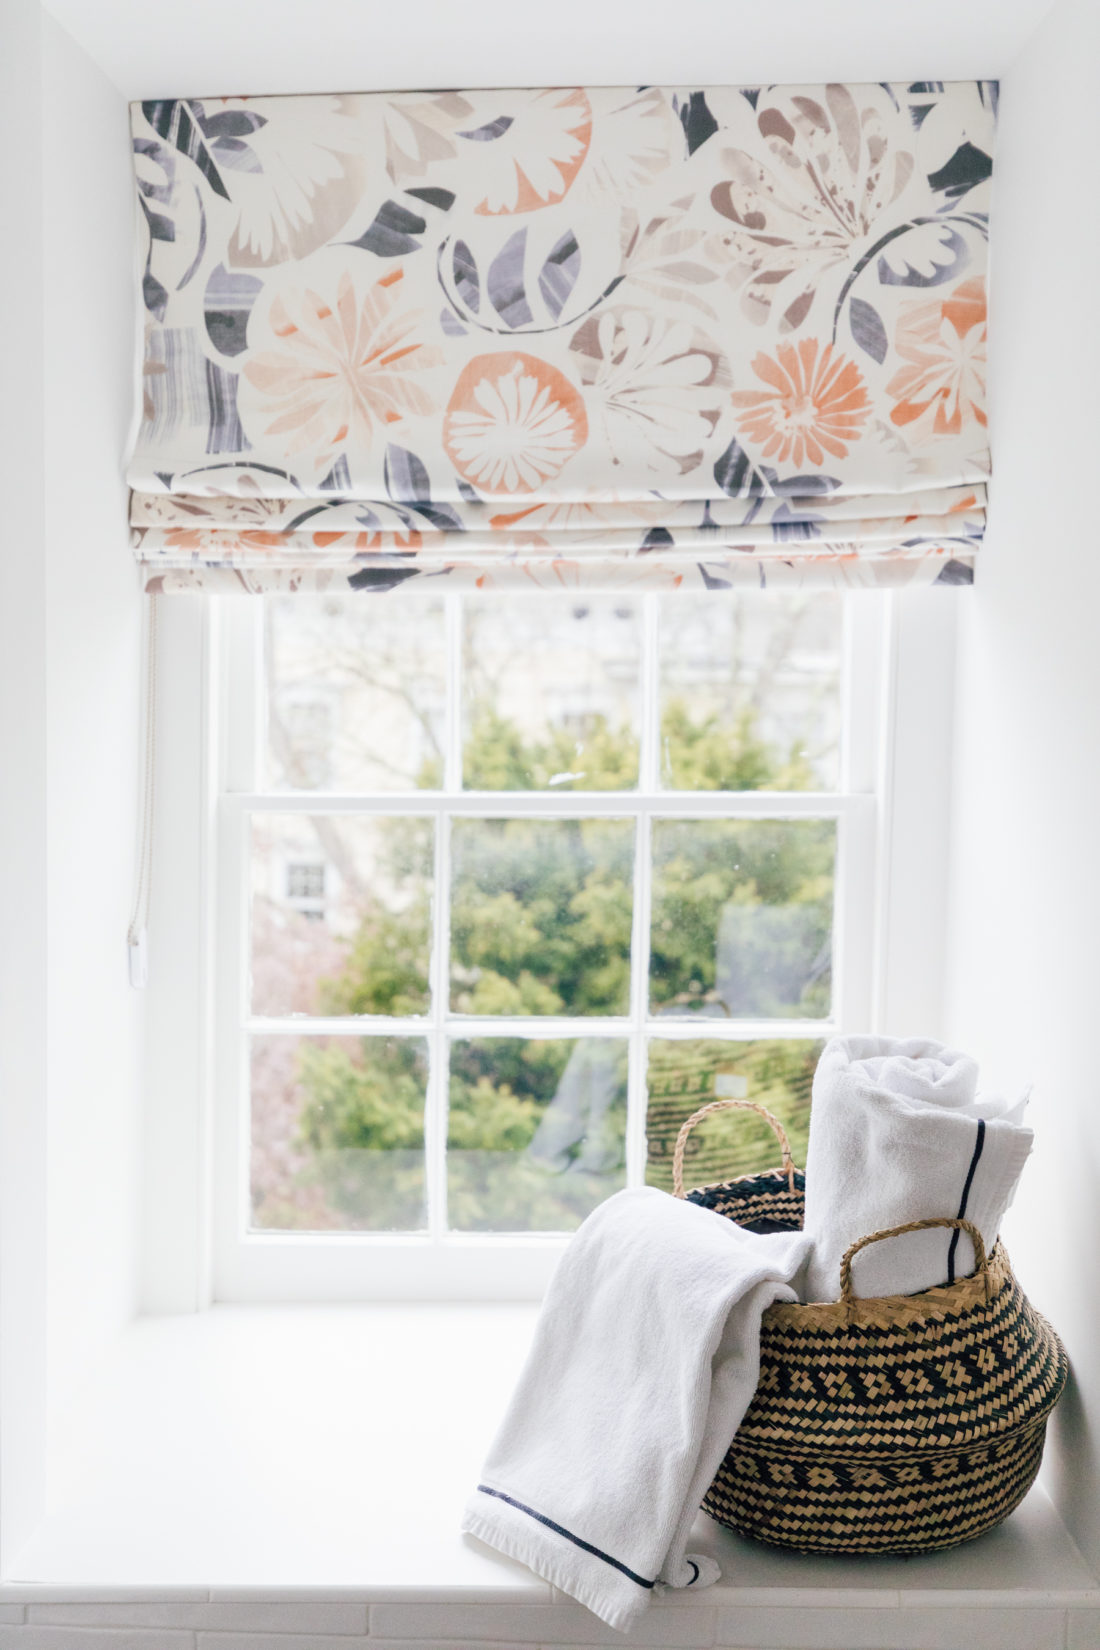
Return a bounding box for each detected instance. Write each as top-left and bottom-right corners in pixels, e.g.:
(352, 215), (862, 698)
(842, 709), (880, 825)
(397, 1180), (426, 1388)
(888, 277), (987, 439)
(311, 527), (422, 554)
(161, 527), (287, 553)
(731, 340), (870, 468)
(443, 352), (588, 495)
(467, 89), (593, 215)
(242, 267), (443, 469)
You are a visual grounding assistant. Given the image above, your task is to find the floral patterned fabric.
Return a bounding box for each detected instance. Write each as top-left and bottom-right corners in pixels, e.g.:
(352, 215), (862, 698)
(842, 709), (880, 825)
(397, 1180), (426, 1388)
(127, 82), (995, 595)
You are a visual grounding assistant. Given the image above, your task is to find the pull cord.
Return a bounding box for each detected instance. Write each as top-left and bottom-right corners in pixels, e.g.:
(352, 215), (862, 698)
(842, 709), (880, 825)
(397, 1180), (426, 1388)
(127, 592), (158, 988)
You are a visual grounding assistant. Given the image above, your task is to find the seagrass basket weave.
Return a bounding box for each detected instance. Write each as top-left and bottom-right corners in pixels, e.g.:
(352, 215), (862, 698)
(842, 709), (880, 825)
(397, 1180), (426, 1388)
(674, 1107), (1069, 1556)
(672, 1098), (805, 1234)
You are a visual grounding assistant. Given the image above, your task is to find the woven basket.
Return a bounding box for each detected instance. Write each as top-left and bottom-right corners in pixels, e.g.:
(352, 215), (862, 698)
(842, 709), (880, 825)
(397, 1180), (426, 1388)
(672, 1098), (805, 1234)
(675, 1104), (1069, 1555)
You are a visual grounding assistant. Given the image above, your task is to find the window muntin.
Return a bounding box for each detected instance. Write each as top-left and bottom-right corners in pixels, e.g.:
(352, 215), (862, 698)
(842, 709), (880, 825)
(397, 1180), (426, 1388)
(220, 590), (879, 1270)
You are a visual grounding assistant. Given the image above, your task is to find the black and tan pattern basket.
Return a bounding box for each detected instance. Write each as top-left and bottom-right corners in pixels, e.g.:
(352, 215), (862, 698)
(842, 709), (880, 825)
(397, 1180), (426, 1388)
(672, 1098), (805, 1234)
(674, 1101), (1069, 1555)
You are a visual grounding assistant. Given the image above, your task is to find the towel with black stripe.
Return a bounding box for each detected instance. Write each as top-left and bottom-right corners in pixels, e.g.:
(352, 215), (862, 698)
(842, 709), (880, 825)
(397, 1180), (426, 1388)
(462, 1188), (808, 1631)
(801, 1034), (1033, 1303)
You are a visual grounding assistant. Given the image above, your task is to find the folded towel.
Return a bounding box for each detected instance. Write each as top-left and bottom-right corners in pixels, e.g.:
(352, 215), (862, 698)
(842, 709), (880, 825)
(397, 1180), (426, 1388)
(462, 1187), (809, 1632)
(802, 1035), (1033, 1302)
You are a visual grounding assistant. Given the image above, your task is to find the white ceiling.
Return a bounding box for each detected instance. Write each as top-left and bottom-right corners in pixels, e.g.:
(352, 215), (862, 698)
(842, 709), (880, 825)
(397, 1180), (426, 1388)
(44, 0), (1059, 101)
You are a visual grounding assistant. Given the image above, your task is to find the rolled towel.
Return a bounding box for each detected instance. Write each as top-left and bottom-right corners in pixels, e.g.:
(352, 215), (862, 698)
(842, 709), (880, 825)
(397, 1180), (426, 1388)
(463, 1188), (809, 1632)
(802, 1035), (1032, 1303)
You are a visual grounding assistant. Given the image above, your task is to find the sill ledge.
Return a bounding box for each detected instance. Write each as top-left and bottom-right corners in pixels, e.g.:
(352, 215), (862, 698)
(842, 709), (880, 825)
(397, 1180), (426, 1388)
(3, 1305), (1097, 1650)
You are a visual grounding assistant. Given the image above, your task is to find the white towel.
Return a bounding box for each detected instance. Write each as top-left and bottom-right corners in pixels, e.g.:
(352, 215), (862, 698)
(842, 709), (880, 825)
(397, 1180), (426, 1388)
(462, 1187), (809, 1632)
(802, 1035), (1033, 1303)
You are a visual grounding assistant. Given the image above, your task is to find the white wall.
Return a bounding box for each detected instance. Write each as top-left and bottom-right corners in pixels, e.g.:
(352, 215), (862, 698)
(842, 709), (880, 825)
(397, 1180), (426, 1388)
(1, 12), (144, 1566)
(945, 0), (1100, 1571)
(0, 0), (50, 1575)
(41, 8), (144, 1425)
(41, 0), (1055, 100)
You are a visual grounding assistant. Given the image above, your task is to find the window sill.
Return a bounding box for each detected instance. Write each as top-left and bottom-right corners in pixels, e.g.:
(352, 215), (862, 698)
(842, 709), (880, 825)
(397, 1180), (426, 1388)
(4, 1306), (1097, 1649)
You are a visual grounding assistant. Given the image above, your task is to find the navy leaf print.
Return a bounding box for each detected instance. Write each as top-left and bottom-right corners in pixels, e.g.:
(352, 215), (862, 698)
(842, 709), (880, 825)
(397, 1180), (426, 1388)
(133, 137), (176, 321)
(452, 240), (480, 313)
(176, 189), (207, 291)
(714, 435), (770, 504)
(927, 142), (993, 199)
(348, 565), (421, 592)
(457, 115), (514, 141)
(139, 235), (169, 321)
(203, 263), (263, 357)
(677, 92), (718, 155)
(849, 296), (889, 364)
(407, 186), (455, 211)
(208, 136), (263, 175)
(349, 189), (454, 258)
(141, 101), (229, 201)
(771, 504), (823, 542)
(319, 455), (351, 493)
(640, 527), (675, 553)
(715, 437), (841, 509)
(350, 199), (428, 258)
(385, 443), (432, 505)
(203, 361), (249, 455)
(771, 474), (841, 497)
(933, 559), (975, 585)
(488, 229), (534, 327)
(197, 109), (267, 139)
(877, 224), (969, 288)
(385, 445), (465, 532)
(538, 231), (581, 320)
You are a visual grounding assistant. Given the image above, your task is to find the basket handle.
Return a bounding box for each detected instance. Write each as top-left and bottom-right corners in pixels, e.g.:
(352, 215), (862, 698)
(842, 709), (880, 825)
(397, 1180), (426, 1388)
(672, 1099), (797, 1199)
(839, 1216), (991, 1315)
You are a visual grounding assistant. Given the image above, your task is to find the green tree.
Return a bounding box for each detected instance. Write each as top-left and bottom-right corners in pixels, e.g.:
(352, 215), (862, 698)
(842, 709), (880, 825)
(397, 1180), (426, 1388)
(282, 698), (830, 1231)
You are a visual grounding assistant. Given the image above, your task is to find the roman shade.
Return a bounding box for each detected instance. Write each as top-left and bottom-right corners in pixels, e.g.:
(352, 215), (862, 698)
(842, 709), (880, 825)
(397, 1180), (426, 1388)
(127, 81), (995, 596)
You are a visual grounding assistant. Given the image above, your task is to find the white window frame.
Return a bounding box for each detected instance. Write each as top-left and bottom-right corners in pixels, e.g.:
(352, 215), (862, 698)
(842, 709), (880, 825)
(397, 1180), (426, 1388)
(140, 587), (959, 1309)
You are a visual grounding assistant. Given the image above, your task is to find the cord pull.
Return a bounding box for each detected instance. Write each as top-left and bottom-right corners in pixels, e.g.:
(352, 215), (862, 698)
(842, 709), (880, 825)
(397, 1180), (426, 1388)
(128, 928), (148, 990)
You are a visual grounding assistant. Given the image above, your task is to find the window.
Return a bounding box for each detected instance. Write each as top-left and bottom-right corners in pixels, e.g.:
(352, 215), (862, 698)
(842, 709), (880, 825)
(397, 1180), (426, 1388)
(211, 589), (887, 1298)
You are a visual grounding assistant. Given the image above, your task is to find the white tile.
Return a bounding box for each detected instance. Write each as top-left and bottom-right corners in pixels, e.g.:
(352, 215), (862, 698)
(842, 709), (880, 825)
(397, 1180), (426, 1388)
(715, 1603), (1066, 1650)
(707, 1588), (901, 1609)
(196, 1639), (365, 1650)
(0, 1630), (195, 1650)
(1068, 1607), (1100, 1650)
(905, 1588), (1097, 1607)
(207, 1585), (551, 1604)
(369, 1601), (715, 1645)
(28, 1603), (367, 1633)
(0, 1617), (22, 1627)
(0, 1590), (209, 1604)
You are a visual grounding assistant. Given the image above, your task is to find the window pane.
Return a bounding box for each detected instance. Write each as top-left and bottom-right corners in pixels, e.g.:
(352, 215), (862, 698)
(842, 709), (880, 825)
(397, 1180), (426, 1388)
(265, 595), (445, 791)
(463, 597), (641, 791)
(450, 818), (634, 1015)
(251, 813), (433, 1018)
(448, 1038), (627, 1231)
(649, 819), (835, 1019)
(645, 1038), (822, 1194)
(250, 1034), (428, 1231)
(659, 594), (842, 791)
